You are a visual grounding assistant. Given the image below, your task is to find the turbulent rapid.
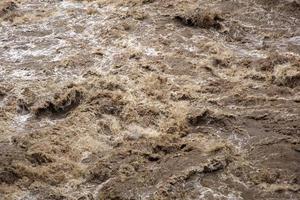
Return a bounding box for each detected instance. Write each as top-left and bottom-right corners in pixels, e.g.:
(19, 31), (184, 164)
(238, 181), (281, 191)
(0, 0), (299, 199)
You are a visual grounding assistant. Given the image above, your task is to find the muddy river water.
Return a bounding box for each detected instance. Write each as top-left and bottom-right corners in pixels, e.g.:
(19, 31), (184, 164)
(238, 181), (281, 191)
(0, 0), (300, 199)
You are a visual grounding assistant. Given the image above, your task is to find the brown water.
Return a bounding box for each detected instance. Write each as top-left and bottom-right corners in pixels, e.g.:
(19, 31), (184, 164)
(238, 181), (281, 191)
(0, 0), (300, 199)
